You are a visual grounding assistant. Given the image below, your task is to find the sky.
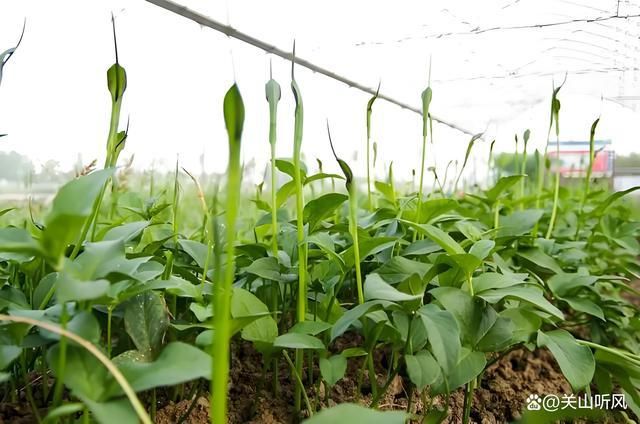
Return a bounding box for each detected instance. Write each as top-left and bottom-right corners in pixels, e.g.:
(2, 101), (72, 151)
(1, 0), (639, 185)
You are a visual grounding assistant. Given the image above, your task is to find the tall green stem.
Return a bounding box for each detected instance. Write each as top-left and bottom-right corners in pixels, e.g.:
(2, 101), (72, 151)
(290, 47), (308, 412)
(211, 84), (244, 424)
(266, 71), (281, 257)
(349, 186), (364, 304)
(366, 84), (380, 211)
(415, 68), (432, 238)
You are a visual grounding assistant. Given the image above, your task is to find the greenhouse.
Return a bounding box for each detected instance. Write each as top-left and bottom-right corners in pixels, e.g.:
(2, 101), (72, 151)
(0, 0), (639, 423)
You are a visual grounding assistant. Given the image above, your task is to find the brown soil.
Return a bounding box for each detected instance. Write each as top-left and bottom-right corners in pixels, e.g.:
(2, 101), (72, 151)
(0, 340), (624, 424)
(154, 341), (579, 424)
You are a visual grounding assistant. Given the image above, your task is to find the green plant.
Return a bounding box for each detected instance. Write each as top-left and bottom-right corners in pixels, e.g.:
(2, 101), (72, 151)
(211, 83), (245, 424)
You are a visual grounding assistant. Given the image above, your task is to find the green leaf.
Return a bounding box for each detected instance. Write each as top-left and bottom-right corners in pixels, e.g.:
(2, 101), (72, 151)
(124, 291), (169, 358)
(304, 193), (347, 231)
(418, 304), (461, 374)
(341, 237), (396, 268)
(364, 273), (422, 302)
(110, 342), (211, 396)
(330, 300), (390, 341)
(497, 210), (543, 238)
(102, 221), (149, 242)
(290, 320), (332, 336)
(537, 330), (595, 391)
(405, 350), (440, 391)
(303, 403), (407, 424)
(178, 239), (208, 268)
(547, 273), (598, 297)
(47, 345), (115, 401)
(591, 186), (640, 216)
(478, 286), (564, 320)
(244, 257), (281, 281)
(41, 311), (101, 345)
(430, 287), (496, 347)
(319, 355), (347, 387)
(0, 227), (41, 261)
(408, 199), (458, 224)
(517, 248), (563, 274)
(500, 308), (541, 344)
(476, 316), (515, 352)
(473, 272), (527, 294)
(56, 274), (110, 304)
(376, 256), (431, 284)
(441, 348), (486, 391)
(469, 239), (495, 261)
(486, 175), (525, 202)
(408, 223), (465, 255)
(275, 158), (306, 180)
(42, 403), (85, 423)
(0, 345), (21, 370)
(273, 333), (325, 350)
(42, 169), (115, 259)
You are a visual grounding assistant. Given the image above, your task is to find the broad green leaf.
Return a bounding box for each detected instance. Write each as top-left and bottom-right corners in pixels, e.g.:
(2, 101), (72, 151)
(537, 330), (595, 391)
(83, 398), (137, 424)
(0, 345), (21, 369)
(0, 227), (41, 261)
(450, 253), (482, 277)
(418, 304), (461, 374)
(473, 272), (527, 294)
(486, 175), (525, 202)
(303, 403), (407, 424)
(405, 350), (440, 390)
(42, 168), (115, 259)
(42, 403), (85, 423)
(124, 291), (169, 358)
(591, 186), (640, 216)
(56, 273), (110, 304)
(303, 193), (347, 231)
(500, 308), (542, 343)
(40, 311), (101, 345)
(440, 348), (486, 391)
(47, 345), (116, 401)
(497, 210), (543, 238)
(275, 158), (307, 180)
(0, 285), (30, 311)
(330, 300), (391, 341)
(273, 333), (325, 350)
(178, 239), (208, 268)
(71, 240), (152, 281)
(364, 273), (422, 302)
(102, 221), (149, 242)
(319, 354), (347, 387)
(407, 199), (458, 224)
(478, 286), (564, 320)
(376, 256), (431, 284)
(469, 239), (495, 260)
(408, 223), (465, 255)
(475, 316), (515, 352)
(547, 273), (598, 297)
(561, 296), (604, 321)
(517, 248), (563, 274)
(430, 287), (496, 347)
(244, 257), (281, 281)
(290, 320), (332, 336)
(109, 342), (211, 397)
(341, 237), (396, 268)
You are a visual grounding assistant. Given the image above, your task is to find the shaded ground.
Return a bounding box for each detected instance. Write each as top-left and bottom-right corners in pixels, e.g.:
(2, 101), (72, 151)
(155, 342), (577, 424)
(0, 340), (627, 424)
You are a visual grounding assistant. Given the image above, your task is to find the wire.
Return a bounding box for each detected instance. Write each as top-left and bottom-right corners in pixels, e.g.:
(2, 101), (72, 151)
(144, 0), (477, 136)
